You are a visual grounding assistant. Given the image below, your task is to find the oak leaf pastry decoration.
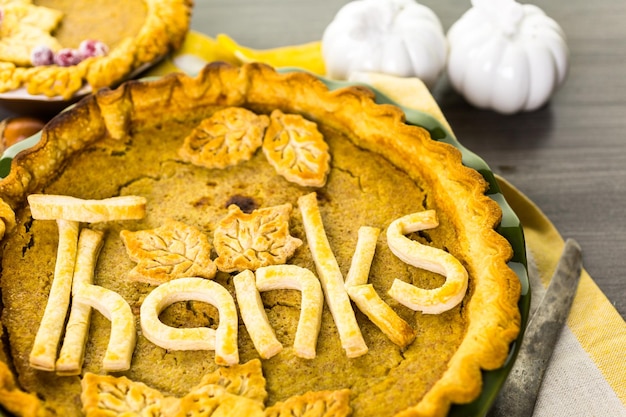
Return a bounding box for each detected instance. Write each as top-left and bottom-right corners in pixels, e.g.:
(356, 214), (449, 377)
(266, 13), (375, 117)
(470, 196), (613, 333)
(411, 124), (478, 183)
(179, 107), (270, 169)
(214, 203), (303, 273)
(120, 219), (217, 285)
(262, 109), (330, 188)
(176, 360), (268, 416)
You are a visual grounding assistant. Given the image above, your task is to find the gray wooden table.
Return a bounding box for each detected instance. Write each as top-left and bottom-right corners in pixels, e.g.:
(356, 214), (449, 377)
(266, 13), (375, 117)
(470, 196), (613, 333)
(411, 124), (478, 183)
(191, 0), (626, 320)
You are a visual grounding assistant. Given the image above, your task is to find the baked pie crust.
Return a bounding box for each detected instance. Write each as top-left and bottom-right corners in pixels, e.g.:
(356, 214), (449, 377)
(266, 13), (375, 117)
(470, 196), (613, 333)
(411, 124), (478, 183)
(0, 63), (521, 416)
(0, 0), (192, 99)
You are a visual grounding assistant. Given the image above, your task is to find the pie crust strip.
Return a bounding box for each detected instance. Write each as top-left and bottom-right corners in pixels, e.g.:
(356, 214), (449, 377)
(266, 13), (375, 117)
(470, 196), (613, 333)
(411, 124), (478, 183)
(297, 192), (368, 358)
(346, 284), (416, 348)
(386, 210), (469, 314)
(56, 228), (104, 375)
(344, 226), (380, 288)
(140, 277), (239, 365)
(343, 226), (416, 348)
(255, 265), (324, 359)
(233, 270), (284, 359)
(73, 281), (137, 372)
(27, 194), (147, 223)
(29, 219), (79, 371)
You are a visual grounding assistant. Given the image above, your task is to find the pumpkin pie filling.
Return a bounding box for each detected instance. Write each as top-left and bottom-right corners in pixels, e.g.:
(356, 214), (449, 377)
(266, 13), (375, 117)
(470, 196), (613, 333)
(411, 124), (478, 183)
(0, 63), (520, 417)
(35, 0), (147, 50)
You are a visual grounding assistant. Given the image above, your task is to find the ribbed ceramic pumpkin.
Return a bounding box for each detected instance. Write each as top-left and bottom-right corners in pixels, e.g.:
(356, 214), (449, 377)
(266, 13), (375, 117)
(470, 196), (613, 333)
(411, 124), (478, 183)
(322, 0), (447, 89)
(447, 0), (569, 114)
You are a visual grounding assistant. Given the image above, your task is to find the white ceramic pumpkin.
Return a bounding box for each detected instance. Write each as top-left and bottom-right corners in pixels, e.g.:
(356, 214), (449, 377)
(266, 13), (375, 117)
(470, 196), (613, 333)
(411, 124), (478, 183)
(447, 0), (569, 114)
(322, 0), (447, 89)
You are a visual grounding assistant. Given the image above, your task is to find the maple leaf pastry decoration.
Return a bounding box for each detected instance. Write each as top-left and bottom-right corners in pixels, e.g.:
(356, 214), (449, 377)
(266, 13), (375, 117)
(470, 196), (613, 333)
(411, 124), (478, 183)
(120, 219), (217, 285)
(213, 203), (303, 273)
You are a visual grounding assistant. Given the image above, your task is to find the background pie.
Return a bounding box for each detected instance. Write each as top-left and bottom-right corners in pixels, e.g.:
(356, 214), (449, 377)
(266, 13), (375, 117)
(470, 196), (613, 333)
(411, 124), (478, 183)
(0, 0), (192, 99)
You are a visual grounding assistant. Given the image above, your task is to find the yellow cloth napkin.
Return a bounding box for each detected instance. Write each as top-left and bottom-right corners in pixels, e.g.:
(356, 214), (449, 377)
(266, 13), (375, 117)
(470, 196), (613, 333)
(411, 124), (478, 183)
(154, 31), (626, 415)
(497, 176), (626, 416)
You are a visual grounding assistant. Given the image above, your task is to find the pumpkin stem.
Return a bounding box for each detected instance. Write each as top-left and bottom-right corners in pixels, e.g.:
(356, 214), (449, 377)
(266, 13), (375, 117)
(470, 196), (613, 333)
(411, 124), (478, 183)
(472, 0), (524, 37)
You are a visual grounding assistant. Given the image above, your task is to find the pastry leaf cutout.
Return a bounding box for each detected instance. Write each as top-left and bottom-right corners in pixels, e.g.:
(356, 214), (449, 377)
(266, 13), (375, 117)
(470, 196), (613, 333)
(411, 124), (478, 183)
(121, 219), (217, 285)
(81, 373), (166, 416)
(265, 389), (352, 417)
(82, 361), (347, 417)
(214, 203), (303, 273)
(82, 362), (267, 416)
(262, 109), (330, 188)
(179, 107), (269, 169)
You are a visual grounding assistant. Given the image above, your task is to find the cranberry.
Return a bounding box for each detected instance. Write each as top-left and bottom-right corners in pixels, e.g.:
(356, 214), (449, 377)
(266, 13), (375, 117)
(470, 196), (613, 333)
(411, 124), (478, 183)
(54, 48), (82, 67)
(78, 39), (109, 59)
(31, 45), (55, 66)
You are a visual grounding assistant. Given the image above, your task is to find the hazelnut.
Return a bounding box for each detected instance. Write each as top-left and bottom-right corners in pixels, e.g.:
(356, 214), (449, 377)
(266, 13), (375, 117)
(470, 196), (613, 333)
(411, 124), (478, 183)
(0, 117), (45, 152)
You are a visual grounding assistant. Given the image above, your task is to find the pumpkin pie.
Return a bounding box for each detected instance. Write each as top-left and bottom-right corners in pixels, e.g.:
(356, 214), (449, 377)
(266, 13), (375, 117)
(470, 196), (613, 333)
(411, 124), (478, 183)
(0, 0), (192, 99)
(0, 63), (521, 417)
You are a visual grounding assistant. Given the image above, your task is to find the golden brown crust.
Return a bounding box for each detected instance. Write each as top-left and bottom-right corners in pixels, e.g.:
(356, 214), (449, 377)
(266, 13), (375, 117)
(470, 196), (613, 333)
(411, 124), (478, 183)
(0, 198), (16, 239)
(0, 359), (44, 417)
(0, 63), (521, 417)
(0, 0), (192, 99)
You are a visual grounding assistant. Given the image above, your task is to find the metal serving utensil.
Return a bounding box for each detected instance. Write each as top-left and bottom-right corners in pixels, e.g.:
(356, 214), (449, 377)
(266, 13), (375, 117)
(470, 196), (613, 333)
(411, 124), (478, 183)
(488, 238), (583, 417)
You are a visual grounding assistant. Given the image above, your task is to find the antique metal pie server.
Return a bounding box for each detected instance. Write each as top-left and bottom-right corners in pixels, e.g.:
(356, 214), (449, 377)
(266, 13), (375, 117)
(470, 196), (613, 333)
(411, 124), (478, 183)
(488, 238), (583, 417)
